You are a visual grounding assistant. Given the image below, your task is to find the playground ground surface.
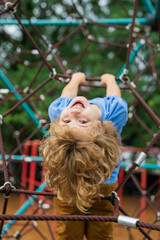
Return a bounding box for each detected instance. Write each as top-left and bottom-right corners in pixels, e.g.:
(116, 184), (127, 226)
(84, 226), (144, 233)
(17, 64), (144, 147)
(0, 194), (159, 240)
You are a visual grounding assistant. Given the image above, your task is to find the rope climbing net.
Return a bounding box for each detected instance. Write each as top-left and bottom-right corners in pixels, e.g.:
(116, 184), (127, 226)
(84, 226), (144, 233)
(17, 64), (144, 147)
(0, 0), (160, 239)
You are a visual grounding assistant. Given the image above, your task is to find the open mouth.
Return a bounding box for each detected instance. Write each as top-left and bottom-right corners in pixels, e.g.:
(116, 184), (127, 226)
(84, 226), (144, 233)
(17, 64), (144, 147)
(71, 101), (85, 108)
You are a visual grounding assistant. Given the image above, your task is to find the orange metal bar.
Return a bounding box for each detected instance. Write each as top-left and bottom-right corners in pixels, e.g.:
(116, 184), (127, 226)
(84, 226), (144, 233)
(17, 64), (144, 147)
(20, 141), (31, 204)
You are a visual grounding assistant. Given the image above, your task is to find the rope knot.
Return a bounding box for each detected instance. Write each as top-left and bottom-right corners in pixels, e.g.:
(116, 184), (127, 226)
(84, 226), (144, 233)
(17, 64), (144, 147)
(5, 2), (17, 14)
(109, 191), (120, 206)
(0, 115), (3, 125)
(0, 182), (16, 198)
(13, 231), (22, 239)
(119, 74), (130, 83)
(49, 68), (57, 79)
(119, 68), (130, 83)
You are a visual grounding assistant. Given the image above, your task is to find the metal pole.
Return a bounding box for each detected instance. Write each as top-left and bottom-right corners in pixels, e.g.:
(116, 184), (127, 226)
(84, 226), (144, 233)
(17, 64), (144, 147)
(0, 18), (148, 26)
(141, 0), (155, 14)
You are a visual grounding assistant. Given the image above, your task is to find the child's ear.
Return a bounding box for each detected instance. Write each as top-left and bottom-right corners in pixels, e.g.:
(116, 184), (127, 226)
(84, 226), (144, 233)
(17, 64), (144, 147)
(97, 121), (102, 128)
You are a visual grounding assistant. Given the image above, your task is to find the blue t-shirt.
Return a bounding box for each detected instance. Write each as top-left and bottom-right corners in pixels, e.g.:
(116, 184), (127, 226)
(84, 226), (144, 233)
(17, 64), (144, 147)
(48, 95), (128, 184)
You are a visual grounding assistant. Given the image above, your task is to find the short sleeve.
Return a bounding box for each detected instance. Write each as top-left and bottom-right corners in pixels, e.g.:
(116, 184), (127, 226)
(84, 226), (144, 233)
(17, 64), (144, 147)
(48, 97), (73, 121)
(105, 95), (128, 135)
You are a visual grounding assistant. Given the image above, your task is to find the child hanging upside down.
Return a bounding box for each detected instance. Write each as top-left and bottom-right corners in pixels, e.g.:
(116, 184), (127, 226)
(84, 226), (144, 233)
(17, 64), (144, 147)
(41, 72), (128, 240)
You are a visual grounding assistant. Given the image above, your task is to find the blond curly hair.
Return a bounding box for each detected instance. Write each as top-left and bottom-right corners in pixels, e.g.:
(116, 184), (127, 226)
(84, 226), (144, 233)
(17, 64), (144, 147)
(40, 119), (120, 213)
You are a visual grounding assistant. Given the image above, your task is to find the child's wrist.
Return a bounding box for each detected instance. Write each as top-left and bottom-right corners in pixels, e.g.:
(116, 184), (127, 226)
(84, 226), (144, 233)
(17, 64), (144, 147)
(100, 74), (115, 85)
(70, 78), (84, 85)
(104, 78), (116, 84)
(101, 78), (116, 86)
(70, 73), (86, 85)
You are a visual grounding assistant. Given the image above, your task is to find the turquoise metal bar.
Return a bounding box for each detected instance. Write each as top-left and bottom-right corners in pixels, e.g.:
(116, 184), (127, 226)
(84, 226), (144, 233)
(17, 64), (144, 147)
(0, 70), (47, 134)
(1, 154), (159, 169)
(155, 0), (159, 18)
(0, 154), (43, 161)
(120, 162), (160, 169)
(0, 18), (147, 26)
(0, 70), (39, 126)
(1, 181), (47, 235)
(117, 41), (142, 78)
(141, 0), (156, 14)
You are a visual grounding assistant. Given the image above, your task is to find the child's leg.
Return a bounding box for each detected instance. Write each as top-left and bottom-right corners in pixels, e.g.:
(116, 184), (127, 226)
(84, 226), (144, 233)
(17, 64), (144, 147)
(86, 221), (113, 240)
(54, 197), (85, 240)
(85, 181), (118, 240)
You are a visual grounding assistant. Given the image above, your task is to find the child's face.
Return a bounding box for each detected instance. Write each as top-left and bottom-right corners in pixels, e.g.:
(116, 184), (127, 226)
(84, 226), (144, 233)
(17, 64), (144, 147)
(59, 97), (101, 132)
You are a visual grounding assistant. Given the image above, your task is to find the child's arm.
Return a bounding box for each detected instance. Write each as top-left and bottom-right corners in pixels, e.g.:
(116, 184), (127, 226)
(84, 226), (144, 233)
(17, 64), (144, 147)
(100, 73), (121, 97)
(60, 72), (86, 98)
